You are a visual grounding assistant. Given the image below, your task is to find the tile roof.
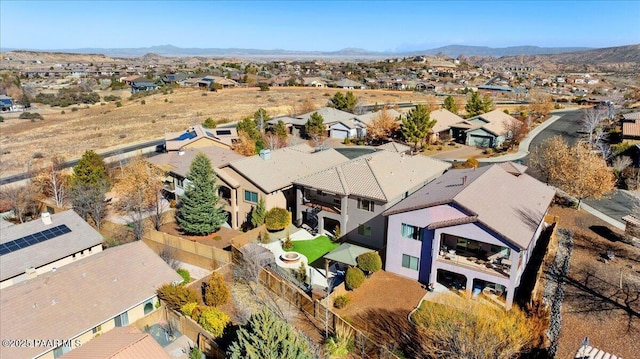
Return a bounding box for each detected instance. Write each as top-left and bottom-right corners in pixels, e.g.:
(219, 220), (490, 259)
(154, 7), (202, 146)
(467, 109), (517, 136)
(0, 241), (182, 359)
(430, 109), (465, 133)
(60, 327), (171, 359)
(0, 210), (103, 281)
(227, 144), (349, 194)
(164, 125), (238, 151)
(295, 151), (451, 202)
(376, 141), (411, 153)
(622, 111), (640, 121)
(384, 164), (555, 249)
(622, 120), (640, 138)
(353, 109), (401, 126)
(147, 146), (244, 188)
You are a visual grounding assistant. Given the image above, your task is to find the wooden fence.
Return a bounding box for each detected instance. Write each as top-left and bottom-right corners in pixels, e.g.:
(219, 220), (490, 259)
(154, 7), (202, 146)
(257, 265), (400, 359)
(143, 229), (231, 269)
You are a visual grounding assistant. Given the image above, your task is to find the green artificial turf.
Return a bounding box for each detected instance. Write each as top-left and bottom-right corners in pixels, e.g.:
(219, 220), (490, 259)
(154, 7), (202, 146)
(285, 235), (339, 265)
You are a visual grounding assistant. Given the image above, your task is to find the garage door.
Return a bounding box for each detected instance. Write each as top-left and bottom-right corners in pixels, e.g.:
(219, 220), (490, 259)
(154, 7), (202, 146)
(330, 129), (349, 139)
(468, 135), (493, 148)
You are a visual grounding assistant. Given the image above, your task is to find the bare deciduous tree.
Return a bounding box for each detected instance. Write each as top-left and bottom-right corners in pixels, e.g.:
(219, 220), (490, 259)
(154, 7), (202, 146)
(366, 108), (399, 144)
(581, 107), (606, 147)
(0, 184), (39, 223)
(71, 180), (109, 229)
(33, 156), (69, 208)
(502, 117), (527, 150)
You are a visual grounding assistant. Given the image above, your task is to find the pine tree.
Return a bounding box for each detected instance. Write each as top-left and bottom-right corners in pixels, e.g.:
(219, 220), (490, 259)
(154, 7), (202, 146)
(274, 120), (288, 142)
(227, 308), (316, 359)
(401, 104), (436, 151)
(176, 153), (227, 235)
(251, 196), (267, 228)
(70, 150), (108, 188)
(465, 91), (486, 117)
(304, 112), (325, 140)
(443, 95), (458, 114)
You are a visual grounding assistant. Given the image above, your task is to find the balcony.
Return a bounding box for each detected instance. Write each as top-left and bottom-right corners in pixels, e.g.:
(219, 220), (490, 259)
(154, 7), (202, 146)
(437, 249), (510, 279)
(303, 199), (341, 214)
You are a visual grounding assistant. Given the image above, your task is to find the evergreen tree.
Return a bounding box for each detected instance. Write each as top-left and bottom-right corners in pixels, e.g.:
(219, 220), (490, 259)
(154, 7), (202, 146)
(176, 153), (227, 235)
(328, 91), (358, 113)
(304, 112), (325, 140)
(344, 91), (358, 113)
(253, 108), (270, 132)
(401, 104), (436, 151)
(465, 91), (493, 117)
(274, 120), (288, 142)
(236, 117), (264, 154)
(250, 196), (267, 228)
(227, 308), (316, 359)
(70, 150), (109, 188)
(443, 95), (458, 114)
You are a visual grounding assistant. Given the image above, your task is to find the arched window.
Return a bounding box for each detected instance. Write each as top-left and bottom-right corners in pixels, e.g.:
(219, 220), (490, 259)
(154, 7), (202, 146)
(144, 301), (154, 315)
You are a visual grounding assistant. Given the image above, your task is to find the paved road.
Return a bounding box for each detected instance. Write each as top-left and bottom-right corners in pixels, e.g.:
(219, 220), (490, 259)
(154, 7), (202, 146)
(522, 109), (632, 226)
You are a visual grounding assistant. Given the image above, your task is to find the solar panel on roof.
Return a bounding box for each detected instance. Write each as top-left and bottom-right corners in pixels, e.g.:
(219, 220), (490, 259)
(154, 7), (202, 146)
(0, 224), (71, 256)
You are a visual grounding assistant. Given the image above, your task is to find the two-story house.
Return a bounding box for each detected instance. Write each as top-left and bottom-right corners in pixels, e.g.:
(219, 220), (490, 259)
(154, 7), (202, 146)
(293, 150), (451, 249)
(383, 164), (555, 309)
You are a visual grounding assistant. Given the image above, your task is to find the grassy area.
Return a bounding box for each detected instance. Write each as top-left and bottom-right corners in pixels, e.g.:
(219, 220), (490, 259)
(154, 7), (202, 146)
(285, 235), (339, 265)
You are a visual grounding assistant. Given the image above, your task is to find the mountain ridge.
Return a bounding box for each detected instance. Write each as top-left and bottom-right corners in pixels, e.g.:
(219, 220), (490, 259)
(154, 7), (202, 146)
(0, 44), (603, 58)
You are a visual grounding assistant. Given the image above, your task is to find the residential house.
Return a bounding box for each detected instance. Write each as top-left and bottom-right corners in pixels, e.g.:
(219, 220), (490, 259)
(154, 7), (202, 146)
(294, 150), (451, 249)
(0, 241), (182, 359)
(163, 125), (239, 151)
(296, 107), (357, 139)
(621, 112), (640, 142)
(352, 108), (402, 138)
(0, 210), (103, 289)
(130, 80), (158, 94)
(302, 77), (328, 87)
(452, 110), (518, 148)
(120, 75), (142, 85)
(218, 144), (349, 229)
(0, 95), (14, 111)
(60, 327), (171, 359)
(383, 164), (555, 309)
(147, 146), (244, 227)
(334, 78), (365, 90)
(429, 108), (465, 142)
(161, 72), (187, 84)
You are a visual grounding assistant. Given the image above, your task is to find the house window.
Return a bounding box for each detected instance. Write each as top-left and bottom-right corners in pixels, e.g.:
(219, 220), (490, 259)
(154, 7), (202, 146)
(402, 254), (419, 271)
(176, 178), (184, 188)
(53, 344), (72, 359)
(144, 300), (154, 315)
(114, 312), (129, 327)
(357, 224), (371, 237)
(92, 325), (102, 335)
(357, 198), (374, 212)
(244, 190), (258, 203)
(401, 223), (422, 241)
(333, 197), (341, 206)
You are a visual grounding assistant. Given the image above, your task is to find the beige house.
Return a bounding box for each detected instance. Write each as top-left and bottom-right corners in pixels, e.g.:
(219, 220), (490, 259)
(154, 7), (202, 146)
(164, 125), (239, 151)
(147, 146), (244, 228)
(429, 108), (465, 142)
(0, 210), (103, 289)
(60, 327), (171, 359)
(218, 144), (349, 229)
(0, 241), (181, 359)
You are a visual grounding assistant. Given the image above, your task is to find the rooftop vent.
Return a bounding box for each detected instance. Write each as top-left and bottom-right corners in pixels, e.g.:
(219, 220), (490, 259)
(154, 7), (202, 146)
(41, 212), (52, 225)
(26, 267), (37, 280)
(259, 149), (271, 160)
(178, 149), (185, 156)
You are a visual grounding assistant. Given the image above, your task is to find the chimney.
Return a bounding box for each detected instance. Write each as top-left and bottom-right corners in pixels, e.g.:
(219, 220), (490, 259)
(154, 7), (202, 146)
(259, 149), (271, 160)
(41, 212), (52, 225)
(26, 267), (37, 280)
(178, 149), (185, 156)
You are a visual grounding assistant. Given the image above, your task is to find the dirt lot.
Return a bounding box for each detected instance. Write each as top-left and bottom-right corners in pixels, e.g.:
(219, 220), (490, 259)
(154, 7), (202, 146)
(0, 87), (430, 176)
(547, 205), (640, 359)
(159, 222), (240, 250)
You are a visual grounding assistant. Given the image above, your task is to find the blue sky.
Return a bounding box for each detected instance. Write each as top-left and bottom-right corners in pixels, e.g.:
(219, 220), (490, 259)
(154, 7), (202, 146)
(1, 1), (639, 51)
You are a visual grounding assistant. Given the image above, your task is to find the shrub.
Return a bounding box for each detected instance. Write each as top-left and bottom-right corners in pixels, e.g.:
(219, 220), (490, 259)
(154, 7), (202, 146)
(181, 302), (199, 317)
(265, 207), (291, 231)
(202, 117), (216, 128)
(296, 262), (308, 283)
(60, 110), (65, 114)
(333, 294), (351, 309)
(103, 95), (121, 102)
(258, 82), (270, 91)
(19, 112), (43, 120)
(191, 305), (203, 322)
(189, 346), (204, 359)
(261, 231), (271, 244)
(198, 307), (230, 338)
(141, 100), (146, 105)
(71, 107), (79, 112)
(177, 268), (191, 283)
(283, 232), (293, 250)
(325, 325), (354, 358)
(0, 116), (3, 122)
(157, 284), (200, 311)
(356, 252), (382, 274)
(115, 101), (122, 107)
(32, 152), (45, 159)
(345, 267), (365, 290)
(203, 272), (229, 307)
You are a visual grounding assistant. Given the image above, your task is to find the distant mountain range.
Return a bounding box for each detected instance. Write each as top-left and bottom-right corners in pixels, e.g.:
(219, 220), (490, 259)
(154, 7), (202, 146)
(0, 44), (597, 58)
